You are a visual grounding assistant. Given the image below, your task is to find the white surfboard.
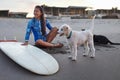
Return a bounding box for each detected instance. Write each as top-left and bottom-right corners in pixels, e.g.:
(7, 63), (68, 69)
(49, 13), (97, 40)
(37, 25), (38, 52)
(0, 42), (59, 75)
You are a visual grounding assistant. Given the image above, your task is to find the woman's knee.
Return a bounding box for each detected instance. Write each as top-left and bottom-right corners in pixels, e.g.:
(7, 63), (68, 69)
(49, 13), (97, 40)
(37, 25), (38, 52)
(35, 40), (42, 45)
(52, 27), (58, 31)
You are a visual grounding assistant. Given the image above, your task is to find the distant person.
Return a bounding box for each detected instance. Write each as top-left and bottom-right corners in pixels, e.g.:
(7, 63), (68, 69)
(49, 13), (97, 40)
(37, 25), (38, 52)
(22, 5), (63, 48)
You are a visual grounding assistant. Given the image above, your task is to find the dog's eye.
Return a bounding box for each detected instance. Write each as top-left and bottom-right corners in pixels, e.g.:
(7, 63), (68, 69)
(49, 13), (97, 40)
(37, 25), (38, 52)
(61, 29), (63, 31)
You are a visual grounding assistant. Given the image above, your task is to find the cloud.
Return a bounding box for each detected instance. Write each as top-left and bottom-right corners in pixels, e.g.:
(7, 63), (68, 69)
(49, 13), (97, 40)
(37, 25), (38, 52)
(17, 0), (36, 6)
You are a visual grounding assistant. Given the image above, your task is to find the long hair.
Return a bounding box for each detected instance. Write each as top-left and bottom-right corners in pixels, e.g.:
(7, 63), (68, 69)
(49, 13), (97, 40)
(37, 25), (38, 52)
(35, 5), (46, 35)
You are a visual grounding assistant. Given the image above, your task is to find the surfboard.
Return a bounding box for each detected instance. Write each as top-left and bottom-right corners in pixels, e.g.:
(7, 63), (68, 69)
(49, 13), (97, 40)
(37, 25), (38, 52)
(0, 42), (59, 75)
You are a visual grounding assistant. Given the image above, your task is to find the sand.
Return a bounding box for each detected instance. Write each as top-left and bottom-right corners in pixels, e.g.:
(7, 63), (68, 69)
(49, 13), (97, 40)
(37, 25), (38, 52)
(0, 18), (120, 80)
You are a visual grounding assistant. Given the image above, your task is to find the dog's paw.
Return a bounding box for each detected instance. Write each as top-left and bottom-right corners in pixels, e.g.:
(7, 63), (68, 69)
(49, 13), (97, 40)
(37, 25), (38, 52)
(90, 55), (95, 58)
(72, 58), (77, 61)
(83, 54), (87, 57)
(72, 59), (76, 61)
(68, 55), (72, 59)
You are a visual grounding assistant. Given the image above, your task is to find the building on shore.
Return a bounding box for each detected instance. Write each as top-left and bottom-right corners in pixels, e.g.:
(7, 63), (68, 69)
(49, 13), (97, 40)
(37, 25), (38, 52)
(0, 10), (9, 17)
(95, 7), (120, 19)
(0, 6), (120, 19)
(42, 5), (120, 19)
(0, 10), (28, 18)
(41, 5), (89, 19)
(9, 12), (28, 18)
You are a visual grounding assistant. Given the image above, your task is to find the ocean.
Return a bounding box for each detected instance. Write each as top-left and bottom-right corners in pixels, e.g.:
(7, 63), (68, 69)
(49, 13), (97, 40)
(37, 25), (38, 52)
(0, 18), (120, 44)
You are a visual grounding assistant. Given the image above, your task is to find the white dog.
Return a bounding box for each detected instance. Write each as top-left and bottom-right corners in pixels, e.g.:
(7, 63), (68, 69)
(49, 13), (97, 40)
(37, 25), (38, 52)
(58, 16), (96, 61)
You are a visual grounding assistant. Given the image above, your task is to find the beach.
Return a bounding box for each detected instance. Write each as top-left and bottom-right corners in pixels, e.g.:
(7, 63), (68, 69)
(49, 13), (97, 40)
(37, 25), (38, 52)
(0, 18), (120, 80)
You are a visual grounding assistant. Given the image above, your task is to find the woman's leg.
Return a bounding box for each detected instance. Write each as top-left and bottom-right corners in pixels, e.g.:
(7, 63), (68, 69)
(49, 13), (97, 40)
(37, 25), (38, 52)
(46, 27), (58, 43)
(35, 39), (54, 48)
(35, 39), (63, 48)
(35, 27), (63, 48)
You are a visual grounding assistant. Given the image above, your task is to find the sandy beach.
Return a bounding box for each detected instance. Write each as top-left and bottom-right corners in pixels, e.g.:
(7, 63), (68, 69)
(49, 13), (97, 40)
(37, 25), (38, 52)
(0, 18), (120, 80)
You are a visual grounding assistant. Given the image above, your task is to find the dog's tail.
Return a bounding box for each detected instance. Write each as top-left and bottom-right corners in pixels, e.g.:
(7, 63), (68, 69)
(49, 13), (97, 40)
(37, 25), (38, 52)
(109, 41), (120, 45)
(89, 15), (96, 32)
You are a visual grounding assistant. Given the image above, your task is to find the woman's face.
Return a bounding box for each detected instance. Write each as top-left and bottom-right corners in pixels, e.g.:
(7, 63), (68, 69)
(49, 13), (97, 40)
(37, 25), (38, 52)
(34, 8), (42, 19)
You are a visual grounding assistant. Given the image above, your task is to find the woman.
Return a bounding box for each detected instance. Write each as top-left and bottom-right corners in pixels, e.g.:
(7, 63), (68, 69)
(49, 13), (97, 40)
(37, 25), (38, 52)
(22, 5), (63, 48)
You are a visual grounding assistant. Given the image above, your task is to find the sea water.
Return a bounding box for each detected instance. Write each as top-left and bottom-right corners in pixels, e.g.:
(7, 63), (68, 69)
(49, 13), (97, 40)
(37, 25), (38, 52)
(0, 18), (120, 44)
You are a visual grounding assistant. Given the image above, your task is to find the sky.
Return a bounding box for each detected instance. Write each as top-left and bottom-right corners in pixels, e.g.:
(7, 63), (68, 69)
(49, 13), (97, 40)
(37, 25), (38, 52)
(0, 0), (120, 17)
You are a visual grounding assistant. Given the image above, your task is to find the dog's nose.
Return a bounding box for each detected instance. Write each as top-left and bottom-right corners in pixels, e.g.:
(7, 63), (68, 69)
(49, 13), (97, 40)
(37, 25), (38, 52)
(57, 30), (60, 34)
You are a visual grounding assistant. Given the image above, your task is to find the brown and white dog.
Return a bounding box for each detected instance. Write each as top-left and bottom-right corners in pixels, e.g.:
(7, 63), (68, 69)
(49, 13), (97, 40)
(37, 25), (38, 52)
(58, 16), (96, 61)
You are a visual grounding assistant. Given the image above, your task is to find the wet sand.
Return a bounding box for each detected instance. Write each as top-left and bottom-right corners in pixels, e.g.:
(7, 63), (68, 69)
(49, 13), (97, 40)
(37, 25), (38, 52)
(0, 18), (120, 80)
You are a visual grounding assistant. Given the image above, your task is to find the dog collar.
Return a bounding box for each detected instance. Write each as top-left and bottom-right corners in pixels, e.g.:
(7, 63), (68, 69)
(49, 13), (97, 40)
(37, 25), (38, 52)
(67, 31), (72, 39)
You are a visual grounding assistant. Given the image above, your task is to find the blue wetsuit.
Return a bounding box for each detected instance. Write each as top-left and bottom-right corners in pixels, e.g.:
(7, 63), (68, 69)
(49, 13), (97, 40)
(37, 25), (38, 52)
(25, 18), (52, 42)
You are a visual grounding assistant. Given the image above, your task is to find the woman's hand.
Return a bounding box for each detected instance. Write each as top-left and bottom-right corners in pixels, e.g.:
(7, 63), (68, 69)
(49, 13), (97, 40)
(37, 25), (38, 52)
(53, 43), (63, 48)
(21, 41), (28, 46)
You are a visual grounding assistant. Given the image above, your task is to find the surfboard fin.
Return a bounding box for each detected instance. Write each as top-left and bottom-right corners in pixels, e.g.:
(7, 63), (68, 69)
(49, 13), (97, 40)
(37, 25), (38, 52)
(4, 36), (6, 40)
(14, 36), (17, 40)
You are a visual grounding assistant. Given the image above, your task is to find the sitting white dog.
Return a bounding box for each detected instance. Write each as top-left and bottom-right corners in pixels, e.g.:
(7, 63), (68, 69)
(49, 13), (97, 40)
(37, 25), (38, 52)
(58, 16), (96, 61)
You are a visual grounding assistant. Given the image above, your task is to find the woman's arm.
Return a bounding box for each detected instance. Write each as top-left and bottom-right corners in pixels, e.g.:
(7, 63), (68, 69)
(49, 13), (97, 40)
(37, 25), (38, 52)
(25, 20), (32, 42)
(22, 20), (32, 45)
(46, 20), (53, 30)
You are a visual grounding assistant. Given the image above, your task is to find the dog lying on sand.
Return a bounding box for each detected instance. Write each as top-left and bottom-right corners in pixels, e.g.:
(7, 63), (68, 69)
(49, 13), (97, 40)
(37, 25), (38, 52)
(58, 16), (96, 61)
(81, 29), (120, 45)
(93, 35), (120, 45)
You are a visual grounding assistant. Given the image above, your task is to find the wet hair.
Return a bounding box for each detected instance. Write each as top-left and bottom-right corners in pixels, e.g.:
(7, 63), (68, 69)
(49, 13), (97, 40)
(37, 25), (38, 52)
(35, 5), (46, 35)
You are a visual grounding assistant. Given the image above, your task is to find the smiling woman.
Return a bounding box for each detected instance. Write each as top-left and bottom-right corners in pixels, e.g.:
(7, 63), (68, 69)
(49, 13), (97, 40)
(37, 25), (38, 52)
(22, 5), (63, 48)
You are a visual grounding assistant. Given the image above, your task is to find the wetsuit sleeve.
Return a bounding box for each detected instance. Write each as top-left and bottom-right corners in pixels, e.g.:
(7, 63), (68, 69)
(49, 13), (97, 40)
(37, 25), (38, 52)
(46, 20), (53, 30)
(25, 20), (32, 42)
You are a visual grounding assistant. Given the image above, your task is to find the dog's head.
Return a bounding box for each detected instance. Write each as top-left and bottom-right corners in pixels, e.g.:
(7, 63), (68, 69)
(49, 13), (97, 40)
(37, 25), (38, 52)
(58, 24), (72, 36)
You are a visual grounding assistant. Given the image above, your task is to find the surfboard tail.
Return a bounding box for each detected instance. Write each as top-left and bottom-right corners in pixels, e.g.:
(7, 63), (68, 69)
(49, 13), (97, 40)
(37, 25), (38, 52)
(0, 36), (17, 42)
(0, 40), (17, 42)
